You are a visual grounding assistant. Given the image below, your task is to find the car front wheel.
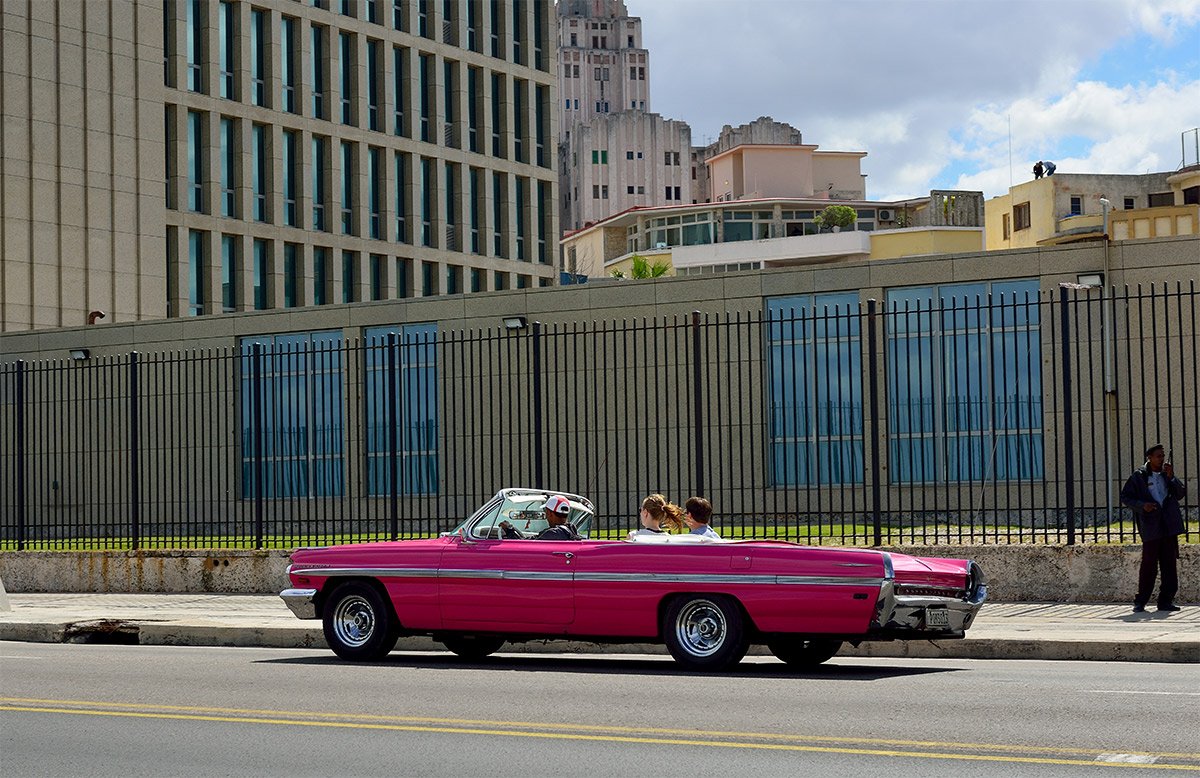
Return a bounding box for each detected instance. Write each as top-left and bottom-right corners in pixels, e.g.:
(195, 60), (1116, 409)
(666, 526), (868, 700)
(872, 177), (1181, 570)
(766, 637), (842, 667)
(322, 581), (399, 661)
(440, 634), (506, 660)
(662, 595), (748, 671)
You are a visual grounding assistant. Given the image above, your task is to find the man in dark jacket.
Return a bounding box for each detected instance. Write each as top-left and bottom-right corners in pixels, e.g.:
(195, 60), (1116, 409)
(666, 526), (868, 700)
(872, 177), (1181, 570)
(1119, 444), (1186, 612)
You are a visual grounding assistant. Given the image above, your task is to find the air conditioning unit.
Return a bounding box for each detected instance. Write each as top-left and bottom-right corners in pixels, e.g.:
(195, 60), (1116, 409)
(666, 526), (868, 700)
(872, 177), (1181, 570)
(877, 209), (895, 221)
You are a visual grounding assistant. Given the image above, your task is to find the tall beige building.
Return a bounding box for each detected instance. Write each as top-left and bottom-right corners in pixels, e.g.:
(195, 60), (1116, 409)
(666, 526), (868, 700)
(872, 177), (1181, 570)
(1, 0), (557, 332)
(556, 0), (690, 232)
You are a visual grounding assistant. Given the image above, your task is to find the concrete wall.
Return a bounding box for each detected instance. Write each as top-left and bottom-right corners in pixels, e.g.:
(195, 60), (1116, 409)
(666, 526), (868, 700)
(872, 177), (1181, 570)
(0, 545), (1193, 603)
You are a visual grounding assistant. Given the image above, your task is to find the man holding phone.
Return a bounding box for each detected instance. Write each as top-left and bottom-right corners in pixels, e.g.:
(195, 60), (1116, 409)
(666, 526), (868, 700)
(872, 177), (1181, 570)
(1120, 444), (1187, 612)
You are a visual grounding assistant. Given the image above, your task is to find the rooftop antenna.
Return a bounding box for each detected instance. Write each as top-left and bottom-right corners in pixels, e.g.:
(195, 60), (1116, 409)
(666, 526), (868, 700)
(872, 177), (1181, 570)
(1008, 114), (1013, 190)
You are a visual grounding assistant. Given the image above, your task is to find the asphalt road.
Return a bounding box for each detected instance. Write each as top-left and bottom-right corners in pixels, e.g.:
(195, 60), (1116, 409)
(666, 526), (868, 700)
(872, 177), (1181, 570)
(2, 642), (1198, 777)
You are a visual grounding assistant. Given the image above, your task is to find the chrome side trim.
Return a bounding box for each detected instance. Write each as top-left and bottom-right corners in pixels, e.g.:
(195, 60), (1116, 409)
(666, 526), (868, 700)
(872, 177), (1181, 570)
(280, 588), (319, 620)
(289, 566), (883, 587)
(289, 566), (443, 578)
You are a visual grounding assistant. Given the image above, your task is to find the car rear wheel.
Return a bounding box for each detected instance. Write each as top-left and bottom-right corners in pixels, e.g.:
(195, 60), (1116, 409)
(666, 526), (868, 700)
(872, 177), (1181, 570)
(662, 595), (748, 671)
(766, 637), (843, 667)
(322, 581), (399, 661)
(440, 634), (506, 660)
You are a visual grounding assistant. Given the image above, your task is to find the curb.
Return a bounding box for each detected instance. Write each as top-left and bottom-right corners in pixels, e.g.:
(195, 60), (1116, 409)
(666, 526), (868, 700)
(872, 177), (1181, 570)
(2, 621), (1196, 663)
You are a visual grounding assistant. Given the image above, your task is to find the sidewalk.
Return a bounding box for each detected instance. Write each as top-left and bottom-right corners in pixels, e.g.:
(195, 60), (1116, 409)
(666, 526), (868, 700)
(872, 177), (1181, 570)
(0, 593), (1196, 663)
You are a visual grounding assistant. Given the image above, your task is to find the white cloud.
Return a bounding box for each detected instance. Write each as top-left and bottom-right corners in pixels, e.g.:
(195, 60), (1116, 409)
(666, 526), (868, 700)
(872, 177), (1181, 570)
(627, 0), (1200, 201)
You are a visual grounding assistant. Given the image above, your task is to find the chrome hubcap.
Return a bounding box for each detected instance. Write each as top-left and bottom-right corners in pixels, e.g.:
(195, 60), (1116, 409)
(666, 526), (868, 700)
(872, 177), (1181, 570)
(675, 600), (726, 656)
(332, 595), (376, 647)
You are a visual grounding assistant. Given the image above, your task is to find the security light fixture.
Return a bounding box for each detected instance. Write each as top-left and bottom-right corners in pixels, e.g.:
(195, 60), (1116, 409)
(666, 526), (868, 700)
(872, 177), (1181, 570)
(502, 316), (527, 330)
(1077, 273), (1104, 288)
(69, 348), (91, 360)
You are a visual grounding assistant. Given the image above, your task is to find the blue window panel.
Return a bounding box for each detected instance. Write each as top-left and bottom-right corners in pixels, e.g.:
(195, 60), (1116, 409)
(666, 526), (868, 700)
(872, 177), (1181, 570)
(363, 324), (439, 496)
(238, 331), (345, 499)
(885, 279), (1043, 483)
(766, 292), (863, 487)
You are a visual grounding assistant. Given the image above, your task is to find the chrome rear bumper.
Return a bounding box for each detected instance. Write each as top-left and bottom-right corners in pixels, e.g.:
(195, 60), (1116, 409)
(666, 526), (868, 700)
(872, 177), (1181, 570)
(871, 558), (987, 638)
(280, 588), (319, 620)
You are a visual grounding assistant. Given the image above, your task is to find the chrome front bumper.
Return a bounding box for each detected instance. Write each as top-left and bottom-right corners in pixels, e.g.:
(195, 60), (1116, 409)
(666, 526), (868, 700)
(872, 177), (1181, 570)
(280, 588), (319, 620)
(870, 558), (987, 638)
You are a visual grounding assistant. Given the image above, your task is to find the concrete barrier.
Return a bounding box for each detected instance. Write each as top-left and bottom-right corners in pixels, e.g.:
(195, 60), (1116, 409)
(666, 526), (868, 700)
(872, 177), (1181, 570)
(0, 544), (1194, 603)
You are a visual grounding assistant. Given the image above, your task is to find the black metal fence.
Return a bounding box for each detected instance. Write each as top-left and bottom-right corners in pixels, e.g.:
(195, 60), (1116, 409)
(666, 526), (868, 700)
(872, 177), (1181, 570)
(2, 283), (1198, 549)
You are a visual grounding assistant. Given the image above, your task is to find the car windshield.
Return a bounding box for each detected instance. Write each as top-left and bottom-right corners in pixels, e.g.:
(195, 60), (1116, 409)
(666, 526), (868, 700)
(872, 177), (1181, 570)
(453, 491), (594, 539)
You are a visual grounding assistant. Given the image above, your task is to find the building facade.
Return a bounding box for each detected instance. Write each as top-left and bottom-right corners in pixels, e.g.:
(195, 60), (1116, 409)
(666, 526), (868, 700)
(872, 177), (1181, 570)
(4, 236), (1198, 546)
(555, 0), (691, 232)
(0, 0), (558, 333)
(984, 170), (1199, 251)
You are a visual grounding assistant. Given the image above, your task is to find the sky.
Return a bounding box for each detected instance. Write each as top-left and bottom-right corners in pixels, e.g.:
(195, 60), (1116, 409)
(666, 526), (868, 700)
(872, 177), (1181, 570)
(631, 0), (1200, 201)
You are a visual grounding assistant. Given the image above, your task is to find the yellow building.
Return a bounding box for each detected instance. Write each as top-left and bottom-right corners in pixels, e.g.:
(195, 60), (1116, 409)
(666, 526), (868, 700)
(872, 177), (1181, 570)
(562, 192), (984, 280)
(985, 169), (1199, 250)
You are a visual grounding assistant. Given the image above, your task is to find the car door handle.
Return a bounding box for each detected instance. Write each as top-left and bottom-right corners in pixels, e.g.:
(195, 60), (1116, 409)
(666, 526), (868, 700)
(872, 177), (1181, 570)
(552, 551), (575, 561)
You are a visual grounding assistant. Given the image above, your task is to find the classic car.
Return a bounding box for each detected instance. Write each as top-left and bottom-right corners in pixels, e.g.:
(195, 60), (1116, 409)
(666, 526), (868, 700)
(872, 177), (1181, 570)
(281, 488), (987, 670)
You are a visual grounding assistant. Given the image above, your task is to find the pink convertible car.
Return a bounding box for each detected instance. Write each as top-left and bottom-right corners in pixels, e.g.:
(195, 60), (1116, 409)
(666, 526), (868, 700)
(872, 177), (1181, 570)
(282, 488), (987, 670)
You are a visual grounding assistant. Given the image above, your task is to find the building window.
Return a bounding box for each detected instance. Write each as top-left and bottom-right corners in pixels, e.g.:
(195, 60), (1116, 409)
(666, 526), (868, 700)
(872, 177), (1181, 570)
(281, 17), (298, 113)
(221, 234), (239, 312)
(218, 1), (236, 99)
(886, 280), (1042, 483)
(467, 66), (480, 151)
(1069, 196), (1083, 216)
(342, 250), (358, 302)
(363, 324), (439, 496)
(370, 254), (385, 300)
(514, 176), (525, 260)
(1013, 202), (1031, 231)
(1002, 213), (1011, 240)
(492, 171), (505, 257)
(513, 78), (524, 162)
(469, 166), (482, 253)
(368, 146), (383, 239)
(340, 32), (355, 125)
(186, 0), (204, 92)
(1123, 196), (1136, 210)
(444, 162), (458, 250)
(766, 293), (862, 486)
(395, 151), (408, 242)
(252, 239), (270, 309)
(367, 39), (381, 131)
(418, 53), (432, 141)
(312, 136), (327, 230)
(420, 156), (433, 246)
(312, 25), (326, 118)
(341, 141), (355, 234)
(250, 9), (266, 106)
(393, 46), (407, 136)
(252, 123), (267, 221)
(187, 110), (205, 212)
(164, 107), (176, 209)
(282, 129), (299, 227)
(313, 246), (329, 305)
(220, 117), (237, 217)
(283, 243), (300, 307)
(239, 331), (346, 499)
(188, 230), (207, 316)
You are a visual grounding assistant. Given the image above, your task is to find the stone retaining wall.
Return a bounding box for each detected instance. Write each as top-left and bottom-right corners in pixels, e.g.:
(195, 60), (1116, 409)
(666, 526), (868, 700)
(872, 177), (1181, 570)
(0, 545), (1195, 603)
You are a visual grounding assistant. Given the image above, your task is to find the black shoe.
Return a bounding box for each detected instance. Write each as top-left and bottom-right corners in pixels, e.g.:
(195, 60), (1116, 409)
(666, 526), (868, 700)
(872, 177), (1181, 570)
(1157, 603), (1181, 612)
(1132, 604), (1146, 612)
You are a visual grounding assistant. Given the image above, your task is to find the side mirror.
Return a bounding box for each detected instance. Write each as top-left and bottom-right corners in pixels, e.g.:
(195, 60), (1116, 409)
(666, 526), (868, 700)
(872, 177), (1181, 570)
(457, 527), (477, 545)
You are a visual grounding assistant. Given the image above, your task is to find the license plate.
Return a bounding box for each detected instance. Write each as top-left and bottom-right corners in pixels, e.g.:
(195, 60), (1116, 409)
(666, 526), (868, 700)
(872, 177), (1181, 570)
(926, 608), (951, 628)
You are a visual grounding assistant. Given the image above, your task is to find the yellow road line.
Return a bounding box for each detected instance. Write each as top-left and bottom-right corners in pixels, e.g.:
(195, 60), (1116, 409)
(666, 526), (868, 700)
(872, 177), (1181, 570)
(2, 697), (1198, 760)
(0, 700), (1197, 770)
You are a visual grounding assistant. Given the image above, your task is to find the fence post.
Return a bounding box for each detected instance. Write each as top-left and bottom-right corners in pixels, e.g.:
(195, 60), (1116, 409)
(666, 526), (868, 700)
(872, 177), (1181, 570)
(531, 321), (544, 490)
(866, 301), (883, 546)
(691, 311), (705, 497)
(1058, 286), (1077, 545)
(252, 343), (265, 550)
(386, 332), (400, 540)
(15, 361), (26, 551)
(129, 353), (141, 550)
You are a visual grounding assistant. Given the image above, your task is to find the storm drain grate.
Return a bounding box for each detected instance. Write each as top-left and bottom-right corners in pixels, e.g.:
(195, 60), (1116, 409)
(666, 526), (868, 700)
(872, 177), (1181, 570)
(62, 619), (141, 645)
